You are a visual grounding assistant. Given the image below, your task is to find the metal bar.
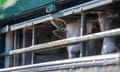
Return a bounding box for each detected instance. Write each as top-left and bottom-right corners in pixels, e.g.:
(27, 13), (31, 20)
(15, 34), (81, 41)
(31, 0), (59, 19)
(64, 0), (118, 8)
(22, 28), (26, 65)
(4, 32), (10, 67)
(0, 53), (119, 72)
(32, 27), (35, 46)
(80, 13), (87, 57)
(0, 0), (113, 33)
(13, 31), (17, 66)
(0, 28), (120, 56)
(31, 27), (35, 64)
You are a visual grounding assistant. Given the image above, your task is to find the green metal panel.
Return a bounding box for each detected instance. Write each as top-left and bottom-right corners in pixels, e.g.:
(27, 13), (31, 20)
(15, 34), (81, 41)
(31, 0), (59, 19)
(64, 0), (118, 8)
(0, 33), (5, 68)
(0, 0), (56, 21)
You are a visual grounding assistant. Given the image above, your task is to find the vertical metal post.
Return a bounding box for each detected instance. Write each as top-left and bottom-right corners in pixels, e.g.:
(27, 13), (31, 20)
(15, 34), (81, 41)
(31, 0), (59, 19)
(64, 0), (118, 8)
(80, 13), (86, 57)
(5, 32), (13, 67)
(31, 27), (35, 64)
(22, 28), (26, 65)
(13, 31), (17, 66)
(5, 32), (11, 67)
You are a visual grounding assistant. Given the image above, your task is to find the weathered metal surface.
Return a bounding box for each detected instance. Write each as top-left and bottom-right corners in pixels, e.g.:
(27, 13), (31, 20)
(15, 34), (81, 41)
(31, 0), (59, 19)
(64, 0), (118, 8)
(48, 65), (120, 72)
(0, 28), (120, 56)
(0, 53), (119, 72)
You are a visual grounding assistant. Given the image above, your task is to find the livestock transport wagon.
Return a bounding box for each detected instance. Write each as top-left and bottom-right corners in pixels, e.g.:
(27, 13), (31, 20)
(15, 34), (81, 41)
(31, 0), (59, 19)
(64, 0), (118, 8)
(0, 0), (120, 72)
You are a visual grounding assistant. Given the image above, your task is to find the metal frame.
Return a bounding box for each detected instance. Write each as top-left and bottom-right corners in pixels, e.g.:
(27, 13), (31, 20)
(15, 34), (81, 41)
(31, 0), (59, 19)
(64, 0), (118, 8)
(0, 53), (119, 72)
(0, 0), (119, 56)
(0, 0), (114, 33)
(0, 0), (120, 71)
(0, 28), (120, 56)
